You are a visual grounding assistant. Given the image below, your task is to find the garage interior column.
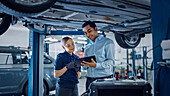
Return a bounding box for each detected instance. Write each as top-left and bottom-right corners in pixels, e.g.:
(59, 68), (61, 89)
(151, 0), (170, 96)
(28, 30), (44, 96)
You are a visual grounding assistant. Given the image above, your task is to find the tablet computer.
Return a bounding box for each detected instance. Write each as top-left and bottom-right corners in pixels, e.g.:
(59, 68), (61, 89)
(75, 56), (96, 64)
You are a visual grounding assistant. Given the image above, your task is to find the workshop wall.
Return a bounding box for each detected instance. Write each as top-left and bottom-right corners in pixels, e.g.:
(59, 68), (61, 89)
(0, 22), (29, 47)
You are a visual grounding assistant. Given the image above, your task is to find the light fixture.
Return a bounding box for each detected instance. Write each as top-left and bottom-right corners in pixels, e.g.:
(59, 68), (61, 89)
(44, 37), (58, 43)
(77, 37), (87, 40)
(77, 41), (87, 44)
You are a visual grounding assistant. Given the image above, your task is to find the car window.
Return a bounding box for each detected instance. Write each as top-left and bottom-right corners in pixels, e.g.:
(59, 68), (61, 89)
(44, 56), (52, 64)
(0, 53), (13, 64)
(0, 51), (52, 65)
(13, 53), (29, 64)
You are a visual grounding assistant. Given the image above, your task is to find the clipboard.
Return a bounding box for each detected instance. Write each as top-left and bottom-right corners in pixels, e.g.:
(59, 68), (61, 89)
(75, 56), (96, 65)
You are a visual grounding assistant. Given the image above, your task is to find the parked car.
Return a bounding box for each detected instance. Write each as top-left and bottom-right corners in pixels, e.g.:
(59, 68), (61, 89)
(0, 46), (56, 96)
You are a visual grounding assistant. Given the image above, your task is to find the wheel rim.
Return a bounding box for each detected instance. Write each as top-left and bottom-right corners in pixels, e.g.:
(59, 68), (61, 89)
(15, 0), (48, 6)
(124, 34), (140, 46)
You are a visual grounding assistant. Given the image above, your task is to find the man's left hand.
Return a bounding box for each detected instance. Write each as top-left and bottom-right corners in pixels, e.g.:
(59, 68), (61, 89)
(81, 58), (96, 68)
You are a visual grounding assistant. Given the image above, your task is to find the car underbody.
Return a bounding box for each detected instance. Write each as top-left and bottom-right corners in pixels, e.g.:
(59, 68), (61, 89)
(0, 0), (151, 48)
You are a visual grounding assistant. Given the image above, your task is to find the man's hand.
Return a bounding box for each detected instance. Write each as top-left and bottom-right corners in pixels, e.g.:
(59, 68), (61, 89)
(81, 58), (96, 68)
(66, 61), (75, 69)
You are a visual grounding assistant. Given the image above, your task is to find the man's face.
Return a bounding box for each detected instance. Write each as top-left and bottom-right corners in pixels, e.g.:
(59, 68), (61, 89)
(83, 25), (99, 42)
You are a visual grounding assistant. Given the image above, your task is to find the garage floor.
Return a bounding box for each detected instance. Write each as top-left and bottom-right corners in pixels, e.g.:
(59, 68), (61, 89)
(49, 77), (86, 96)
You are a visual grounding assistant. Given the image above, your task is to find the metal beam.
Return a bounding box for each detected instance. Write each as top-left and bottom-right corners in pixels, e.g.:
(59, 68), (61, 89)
(131, 49), (136, 78)
(143, 46), (148, 81)
(50, 30), (84, 35)
(151, 0), (170, 96)
(28, 30), (44, 96)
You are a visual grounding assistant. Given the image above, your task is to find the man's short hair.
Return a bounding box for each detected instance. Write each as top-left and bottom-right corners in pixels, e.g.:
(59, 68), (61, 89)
(82, 21), (96, 29)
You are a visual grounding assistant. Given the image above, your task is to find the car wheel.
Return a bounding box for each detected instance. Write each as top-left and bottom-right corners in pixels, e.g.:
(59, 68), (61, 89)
(43, 82), (48, 95)
(0, 14), (11, 35)
(24, 82), (48, 96)
(115, 33), (141, 48)
(0, 0), (57, 13)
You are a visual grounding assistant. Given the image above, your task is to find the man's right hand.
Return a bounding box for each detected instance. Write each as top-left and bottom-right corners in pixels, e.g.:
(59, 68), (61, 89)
(81, 58), (96, 68)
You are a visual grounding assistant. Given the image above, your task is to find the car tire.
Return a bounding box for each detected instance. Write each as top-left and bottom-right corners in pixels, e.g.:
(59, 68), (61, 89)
(115, 33), (141, 48)
(0, 0), (57, 13)
(0, 14), (11, 35)
(23, 82), (48, 96)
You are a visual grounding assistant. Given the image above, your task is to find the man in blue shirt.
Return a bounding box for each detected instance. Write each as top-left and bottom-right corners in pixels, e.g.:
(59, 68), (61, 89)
(81, 21), (115, 90)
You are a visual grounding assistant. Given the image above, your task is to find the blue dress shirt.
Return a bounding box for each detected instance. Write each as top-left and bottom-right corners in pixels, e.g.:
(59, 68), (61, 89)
(83, 35), (115, 78)
(54, 51), (79, 88)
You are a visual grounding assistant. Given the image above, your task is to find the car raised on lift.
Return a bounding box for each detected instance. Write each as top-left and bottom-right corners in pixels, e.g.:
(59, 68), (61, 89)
(0, 0), (151, 49)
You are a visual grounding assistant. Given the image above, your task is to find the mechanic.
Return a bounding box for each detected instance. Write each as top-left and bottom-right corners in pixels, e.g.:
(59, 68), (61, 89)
(81, 21), (115, 90)
(54, 37), (81, 96)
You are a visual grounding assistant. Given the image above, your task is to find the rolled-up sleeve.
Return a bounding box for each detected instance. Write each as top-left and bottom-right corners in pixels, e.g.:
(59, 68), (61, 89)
(96, 41), (115, 69)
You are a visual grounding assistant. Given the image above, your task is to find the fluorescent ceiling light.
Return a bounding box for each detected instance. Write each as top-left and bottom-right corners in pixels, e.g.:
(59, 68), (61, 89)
(77, 41), (87, 44)
(45, 38), (58, 42)
(77, 37), (87, 40)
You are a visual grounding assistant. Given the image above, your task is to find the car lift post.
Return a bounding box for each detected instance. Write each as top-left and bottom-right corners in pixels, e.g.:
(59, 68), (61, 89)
(131, 48), (136, 78)
(126, 49), (129, 73)
(143, 46), (148, 81)
(28, 29), (44, 96)
(44, 43), (49, 55)
(151, 0), (170, 96)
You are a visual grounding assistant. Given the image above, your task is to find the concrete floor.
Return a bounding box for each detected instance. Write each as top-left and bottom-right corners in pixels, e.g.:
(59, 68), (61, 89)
(49, 77), (86, 96)
(78, 77), (87, 95)
(147, 70), (154, 95)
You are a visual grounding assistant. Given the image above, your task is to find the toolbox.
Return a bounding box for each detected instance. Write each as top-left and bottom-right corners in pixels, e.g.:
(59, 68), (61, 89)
(89, 79), (152, 96)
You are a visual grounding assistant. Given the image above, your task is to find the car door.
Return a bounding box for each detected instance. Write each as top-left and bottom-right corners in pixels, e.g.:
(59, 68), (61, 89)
(43, 55), (56, 90)
(0, 52), (29, 94)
